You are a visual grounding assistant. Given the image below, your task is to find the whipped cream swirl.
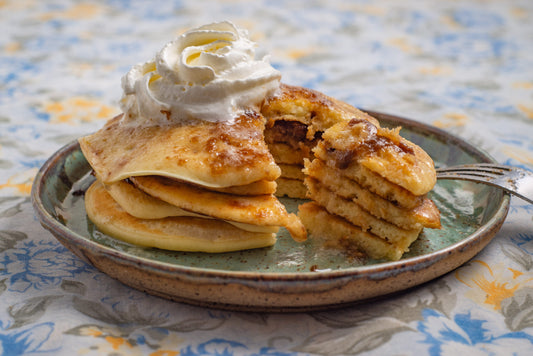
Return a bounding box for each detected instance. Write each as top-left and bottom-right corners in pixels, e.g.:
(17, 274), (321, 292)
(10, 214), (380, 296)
(120, 21), (281, 124)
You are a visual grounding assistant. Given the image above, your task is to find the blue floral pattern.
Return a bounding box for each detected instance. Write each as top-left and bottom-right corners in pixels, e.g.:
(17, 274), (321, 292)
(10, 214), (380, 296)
(0, 321), (56, 355)
(1, 0), (533, 355)
(418, 310), (533, 355)
(0, 241), (92, 293)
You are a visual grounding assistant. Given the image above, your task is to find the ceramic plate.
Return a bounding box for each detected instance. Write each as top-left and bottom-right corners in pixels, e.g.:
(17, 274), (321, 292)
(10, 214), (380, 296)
(32, 112), (510, 312)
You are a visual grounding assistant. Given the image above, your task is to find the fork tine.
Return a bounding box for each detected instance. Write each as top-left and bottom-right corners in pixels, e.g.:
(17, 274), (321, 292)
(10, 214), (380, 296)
(436, 164), (508, 177)
(436, 164), (533, 205)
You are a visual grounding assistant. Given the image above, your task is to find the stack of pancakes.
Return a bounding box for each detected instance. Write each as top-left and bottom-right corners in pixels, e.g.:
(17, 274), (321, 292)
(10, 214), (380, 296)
(80, 111), (306, 253)
(262, 84), (380, 199)
(79, 83), (440, 259)
(298, 118), (441, 260)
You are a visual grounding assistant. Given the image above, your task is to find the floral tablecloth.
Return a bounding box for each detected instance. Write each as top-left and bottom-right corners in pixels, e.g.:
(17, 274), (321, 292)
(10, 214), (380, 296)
(2, 0), (533, 355)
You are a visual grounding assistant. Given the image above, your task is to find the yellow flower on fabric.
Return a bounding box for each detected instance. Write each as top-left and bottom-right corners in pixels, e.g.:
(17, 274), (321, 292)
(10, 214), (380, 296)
(517, 104), (533, 119)
(502, 146), (533, 166)
(150, 351), (180, 356)
(456, 260), (533, 310)
(0, 169), (37, 196)
(42, 97), (119, 124)
(387, 37), (421, 54)
(418, 65), (453, 76)
(39, 2), (106, 20)
(432, 112), (469, 129)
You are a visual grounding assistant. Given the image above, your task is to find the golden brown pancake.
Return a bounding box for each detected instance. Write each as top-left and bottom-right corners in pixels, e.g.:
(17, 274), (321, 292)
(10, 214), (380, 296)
(262, 84), (380, 200)
(312, 143), (424, 209)
(79, 112), (280, 188)
(319, 118), (436, 196)
(278, 164), (305, 180)
(130, 175), (307, 241)
(103, 179), (279, 233)
(304, 158), (440, 229)
(298, 202), (409, 261)
(86, 181), (278, 252)
(299, 117), (440, 260)
(305, 178), (422, 245)
(263, 84), (379, 137)
(275, 178), (308, 199)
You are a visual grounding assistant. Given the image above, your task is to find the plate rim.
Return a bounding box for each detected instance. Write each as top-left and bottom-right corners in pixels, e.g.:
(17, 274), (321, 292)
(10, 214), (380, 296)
(31, 112), (511, 284)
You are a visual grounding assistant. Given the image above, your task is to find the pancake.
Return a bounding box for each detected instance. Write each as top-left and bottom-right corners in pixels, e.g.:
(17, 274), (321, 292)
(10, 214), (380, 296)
(200, 179), (277, 195)
(86, 181), (277, 252)
(319, 118), (436, 196)
(262, 84), (379, 137)
(299, 202), (407, 261)
(304, 158), (440, 229)
(312, 143), (423, 209)
(299, 118), (440, 260)
(267, 143), (308, 165)
(80, 82), (438, 257)
(130, 175), (307, 241)
(305, 178), (422, 247)
(79, 111), (281, 188)
(278, 163), (305, 180)
(104, 179), (279, 233)
(262, 84), (380, 200)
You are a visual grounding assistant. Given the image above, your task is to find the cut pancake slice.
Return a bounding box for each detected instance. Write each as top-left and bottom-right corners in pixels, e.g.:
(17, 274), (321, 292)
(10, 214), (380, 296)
(319, 118), (436, 196)
(267, 143), (309, 165)
(86, 181), (277, 252)
(300, 118), (440, 261)
(313, 143), (424, 209)
(279, 164), (305, 180)
(262, 84), (380, 138)
(299, 202), (407, 261)
(305, 178), (422, 249)
(304, 159), (440, 230)
(130, 175), (307, 242)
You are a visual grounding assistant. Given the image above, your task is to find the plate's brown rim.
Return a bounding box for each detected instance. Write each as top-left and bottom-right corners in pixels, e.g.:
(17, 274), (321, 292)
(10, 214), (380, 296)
(31, 112), (511, 284)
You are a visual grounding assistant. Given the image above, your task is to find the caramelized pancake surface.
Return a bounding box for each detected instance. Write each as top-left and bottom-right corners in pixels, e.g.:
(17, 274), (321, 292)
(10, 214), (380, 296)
(79, 112), (280, 187)
(321, 119), (436, 196)
(263, 84), (379, 137)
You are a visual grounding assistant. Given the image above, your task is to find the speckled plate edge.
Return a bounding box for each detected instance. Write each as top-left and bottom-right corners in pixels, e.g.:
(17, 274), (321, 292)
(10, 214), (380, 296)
(31, 112), (510, 312)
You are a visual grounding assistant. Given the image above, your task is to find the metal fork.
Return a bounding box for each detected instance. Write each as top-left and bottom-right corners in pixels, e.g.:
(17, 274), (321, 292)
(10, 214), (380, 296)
(436, 163), (533, 205)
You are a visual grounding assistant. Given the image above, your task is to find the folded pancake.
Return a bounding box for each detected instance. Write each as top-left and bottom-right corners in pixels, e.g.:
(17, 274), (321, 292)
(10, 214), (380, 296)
(103, 179), (279, 233)
(305, 178), (423, 247)
(129, 176), (306, 241)
(86, 181), (278, 252)
(79, 112), (281, 188)
(300, 118), (440, 261)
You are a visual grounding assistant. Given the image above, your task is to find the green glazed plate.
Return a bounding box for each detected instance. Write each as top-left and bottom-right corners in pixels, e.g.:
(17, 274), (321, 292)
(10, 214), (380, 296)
(31, 112), (510, 312)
